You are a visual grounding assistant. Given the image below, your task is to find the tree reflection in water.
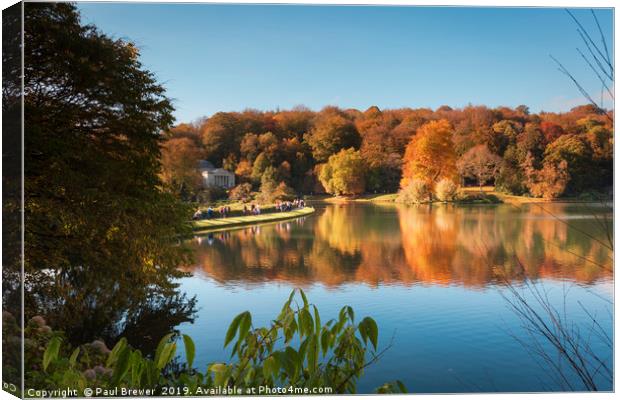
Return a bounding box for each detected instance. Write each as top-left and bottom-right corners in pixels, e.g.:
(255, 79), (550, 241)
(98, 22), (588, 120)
(185, 203), (613, 287)
(23, 269), (197, 357)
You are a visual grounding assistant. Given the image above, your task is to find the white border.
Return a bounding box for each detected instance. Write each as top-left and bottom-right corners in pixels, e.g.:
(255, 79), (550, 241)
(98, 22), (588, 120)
(0, 2), (615, 400)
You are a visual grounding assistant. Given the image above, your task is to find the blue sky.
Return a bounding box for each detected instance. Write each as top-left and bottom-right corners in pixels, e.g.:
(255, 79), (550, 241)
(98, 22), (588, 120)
(77, 3), (614, 123)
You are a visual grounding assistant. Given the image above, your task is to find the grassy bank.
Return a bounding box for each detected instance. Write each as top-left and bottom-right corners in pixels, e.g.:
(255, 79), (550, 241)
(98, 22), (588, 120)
(192, 207), (315, 234)
(307, 193), (398, 203)
(307, 187), (610, 205)
(460, 187), (611, 205)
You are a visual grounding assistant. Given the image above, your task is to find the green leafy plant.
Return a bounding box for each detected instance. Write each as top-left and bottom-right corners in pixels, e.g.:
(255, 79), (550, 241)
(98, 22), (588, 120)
(23, 290), (406, 395)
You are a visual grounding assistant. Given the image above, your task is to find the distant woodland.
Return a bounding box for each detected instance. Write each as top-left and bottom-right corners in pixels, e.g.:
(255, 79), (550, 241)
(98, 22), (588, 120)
(161, 104), (613, 200)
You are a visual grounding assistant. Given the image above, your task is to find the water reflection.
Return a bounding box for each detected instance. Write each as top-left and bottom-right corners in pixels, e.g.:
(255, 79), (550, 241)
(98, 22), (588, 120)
(184, 203), (612, 287)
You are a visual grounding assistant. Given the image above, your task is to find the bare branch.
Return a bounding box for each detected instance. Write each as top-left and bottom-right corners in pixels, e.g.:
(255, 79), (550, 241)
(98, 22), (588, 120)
(565, 9), (613, 74)
(590, 9), (613, 76)
(549, 55), (611, 123)
(577, 28), (613, 82)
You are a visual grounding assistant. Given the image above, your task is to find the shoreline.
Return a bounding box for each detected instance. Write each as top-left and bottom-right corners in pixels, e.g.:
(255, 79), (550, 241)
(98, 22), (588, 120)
(306, 189), (611, 205)
(192, 207), (316, 234)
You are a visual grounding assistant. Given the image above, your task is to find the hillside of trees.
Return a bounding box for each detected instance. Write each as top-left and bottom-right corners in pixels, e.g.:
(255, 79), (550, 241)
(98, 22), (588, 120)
(161, 104), (613, 200)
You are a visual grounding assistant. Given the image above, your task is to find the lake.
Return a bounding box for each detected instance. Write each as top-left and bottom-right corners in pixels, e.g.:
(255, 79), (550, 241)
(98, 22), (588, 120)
(177, 202), (613, 393)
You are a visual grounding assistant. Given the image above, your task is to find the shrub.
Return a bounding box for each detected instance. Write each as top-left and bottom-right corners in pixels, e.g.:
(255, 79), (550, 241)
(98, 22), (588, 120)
(228, 183), (253, 202)
(456, 192), (502, 204)
(435, 179), (458, 202)
(273, 181), (297, 201)
(397, 179), (431, 204)
(23, 290), (406, 395)
(196, 186), (227, 204)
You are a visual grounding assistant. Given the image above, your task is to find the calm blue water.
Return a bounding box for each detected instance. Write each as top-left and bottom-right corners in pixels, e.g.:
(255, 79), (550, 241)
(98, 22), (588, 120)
(176, 202), (613, 393)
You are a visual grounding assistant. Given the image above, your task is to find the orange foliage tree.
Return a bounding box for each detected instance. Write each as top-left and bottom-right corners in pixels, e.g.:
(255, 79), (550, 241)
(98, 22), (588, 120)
(160, 137), (203, 199)
(401, 119), (457, 188)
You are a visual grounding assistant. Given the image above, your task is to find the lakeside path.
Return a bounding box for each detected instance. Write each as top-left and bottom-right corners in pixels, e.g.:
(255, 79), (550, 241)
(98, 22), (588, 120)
(192, 207), (315, 234)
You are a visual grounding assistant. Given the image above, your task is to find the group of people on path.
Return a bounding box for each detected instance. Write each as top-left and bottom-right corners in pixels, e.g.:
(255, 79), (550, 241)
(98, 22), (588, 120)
(192, 198), (306, 221)
(275, 198), (305, 212)
(242, 204), (262, 216)
(192, 205), (232, 220)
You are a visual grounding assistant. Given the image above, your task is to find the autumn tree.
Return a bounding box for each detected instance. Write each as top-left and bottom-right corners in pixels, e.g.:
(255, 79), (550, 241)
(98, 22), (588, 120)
(304, 107), (361, 162)
(523, 154), (569, 199)
(401, 119), (457, 188)
(273, 181), (297, 201)
(240, 133), (260, 163)
(319, 148), (366, 196)
(355, 107), (403, 192)
(491, 119), (522, 155)
(492, 120), (522, 146)
(222, 154), (238, 175)
(200, 112), (242, 166)
(516, 123), (546, 164)
(258, 132), (279, 158)
(391, 112), (428, 153)
(229, 183), (253, 202)
(234, 159), (253, 184)
(457, 145), (502, 190)
(450, 105), (499, 156)
(160, 137), (204, 199)
(273, 106), (314, 139)
(163, 102), (611, 199)
(540, 121), (565, 143)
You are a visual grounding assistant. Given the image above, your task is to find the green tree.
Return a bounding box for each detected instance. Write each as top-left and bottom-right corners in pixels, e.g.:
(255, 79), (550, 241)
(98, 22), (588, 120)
(584, 125), (613, 190)
(22, 2), (195, 346)
(257, 167), (279, 204)
(251, 152), (271, 182)
(543, 134), (591, 194)
(319, 148), (366, 196)
(495, 145), (527, 195)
